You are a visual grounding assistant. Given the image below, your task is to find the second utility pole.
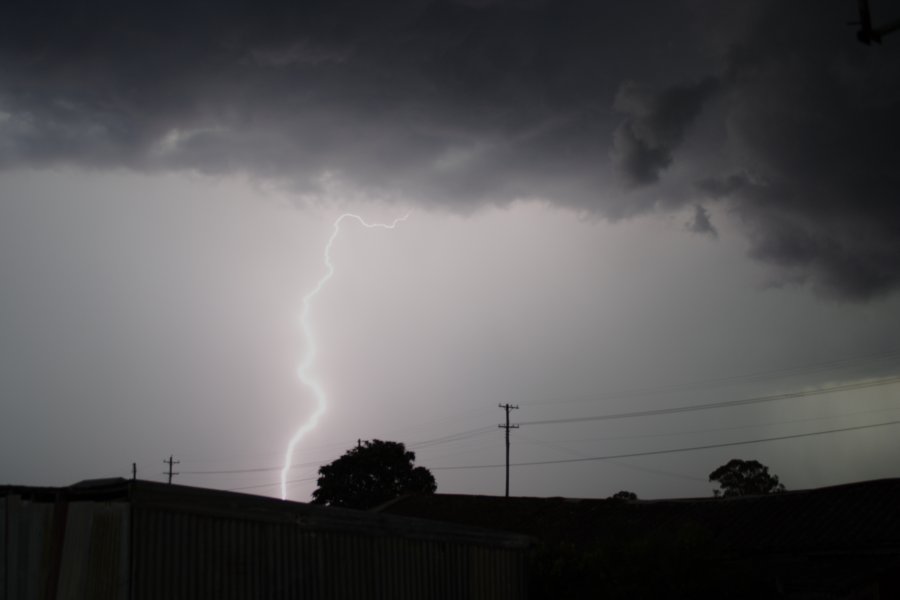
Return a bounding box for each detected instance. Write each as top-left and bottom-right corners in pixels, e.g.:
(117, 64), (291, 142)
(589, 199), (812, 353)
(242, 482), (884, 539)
(164, 455), (180, 485)
(498, 403), (519, 497)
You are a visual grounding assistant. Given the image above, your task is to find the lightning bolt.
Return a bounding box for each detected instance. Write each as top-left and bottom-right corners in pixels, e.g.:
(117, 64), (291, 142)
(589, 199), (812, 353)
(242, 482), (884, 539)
(280, 212), (409, 500)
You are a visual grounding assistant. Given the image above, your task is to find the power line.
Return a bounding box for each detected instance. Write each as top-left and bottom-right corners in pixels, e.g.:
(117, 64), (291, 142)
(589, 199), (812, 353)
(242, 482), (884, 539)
(173, 353), (900, 477)
(181, 427), (498, 476)
(228, 476), (318, 492)
(409, 426), (497, 449)
(172, 359), (900, 487)
(374, 407), (499, 446)
(207, 418), (900, 495)
(182, 466), (285, 475)
(181, 458), (324, 475)
(430, 418), (900, 471)
(530, 405), (900, 446)
(519, 375), (900, 427)
(523, 347), (900, 408)
(517, 431), (706, 483)
(175, 347), (900, 476)
(178, 376), (900, 479)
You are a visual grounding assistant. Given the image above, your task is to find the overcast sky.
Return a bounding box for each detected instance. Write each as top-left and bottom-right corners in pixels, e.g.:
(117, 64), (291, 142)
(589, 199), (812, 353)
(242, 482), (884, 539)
(2, 0), (900, 501)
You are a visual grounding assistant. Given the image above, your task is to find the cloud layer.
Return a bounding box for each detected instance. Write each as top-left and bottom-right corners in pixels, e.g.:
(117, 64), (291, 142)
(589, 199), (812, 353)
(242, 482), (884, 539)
(612, 78), (719, 187)
(696, 3), (900, 299)
(1, 0), (898, 298)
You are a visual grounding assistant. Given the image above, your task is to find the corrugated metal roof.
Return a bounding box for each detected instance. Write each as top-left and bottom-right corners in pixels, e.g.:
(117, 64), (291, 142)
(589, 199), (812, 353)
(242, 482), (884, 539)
(79, 479), (529, 547)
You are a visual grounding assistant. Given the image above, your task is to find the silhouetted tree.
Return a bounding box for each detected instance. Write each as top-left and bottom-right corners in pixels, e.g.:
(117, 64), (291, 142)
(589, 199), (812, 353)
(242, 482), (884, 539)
(311, 439), (436, 509)
(609, 490), (638, 501)
(709, 459), (785, 497)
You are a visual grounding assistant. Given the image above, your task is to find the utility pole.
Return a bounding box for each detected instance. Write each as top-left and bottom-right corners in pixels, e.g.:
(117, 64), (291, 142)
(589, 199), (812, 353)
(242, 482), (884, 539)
(498, 404), (519, 498)
(164, 455), (180, 485)
(132, 462), (137, 481)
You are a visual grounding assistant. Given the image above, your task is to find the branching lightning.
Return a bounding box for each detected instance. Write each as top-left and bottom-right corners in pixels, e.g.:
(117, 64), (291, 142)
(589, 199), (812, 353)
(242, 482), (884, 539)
(280, 212), (409, 500)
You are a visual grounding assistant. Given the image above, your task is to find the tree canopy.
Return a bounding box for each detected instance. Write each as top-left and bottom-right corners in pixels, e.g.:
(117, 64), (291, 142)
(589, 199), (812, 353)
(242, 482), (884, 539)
(311, 439), (436, 509)
(709, 459), (785, 497)
(609, 490), (638, 501)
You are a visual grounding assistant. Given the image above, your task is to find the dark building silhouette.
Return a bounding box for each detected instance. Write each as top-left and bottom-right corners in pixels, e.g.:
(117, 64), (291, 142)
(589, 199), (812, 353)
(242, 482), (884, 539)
(379, 479), (900, 599)
(1, 479), (529, 599)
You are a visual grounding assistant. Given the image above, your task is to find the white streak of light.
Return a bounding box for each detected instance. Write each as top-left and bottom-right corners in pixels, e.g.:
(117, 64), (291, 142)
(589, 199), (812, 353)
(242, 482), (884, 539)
(280, 213), (409, 500)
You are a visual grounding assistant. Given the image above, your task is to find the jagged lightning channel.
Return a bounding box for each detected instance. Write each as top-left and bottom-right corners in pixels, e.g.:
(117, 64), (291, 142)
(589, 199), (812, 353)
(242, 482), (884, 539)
(280, 212), (409, 500)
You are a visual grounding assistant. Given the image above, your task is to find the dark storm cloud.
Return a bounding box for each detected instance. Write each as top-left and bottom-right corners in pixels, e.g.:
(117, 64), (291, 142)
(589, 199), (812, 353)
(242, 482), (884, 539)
(690, 2), (900, 299)
(611, 78), (719, 187)
(699, 174), (900, 300)
(1, 0), (899, 298)
(0, 0), (671, 207)
(685, 204), (716, 238)
(694, 173), (752, 200)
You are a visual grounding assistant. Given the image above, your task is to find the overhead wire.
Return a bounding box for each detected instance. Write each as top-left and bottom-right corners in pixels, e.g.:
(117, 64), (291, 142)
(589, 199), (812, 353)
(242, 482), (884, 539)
(523, 347), (900, 408)
(177, 352), (900, 492)
(221, 409), (900, 494)
(519, 375), (900, 426)
(526, 404), (900, 446)
(180, 426), (499, 476)
(431, 419), (900, 470)
(409, 426), (497, 449)
(228, 476), (318, 492)
(187, 377), (892, 475)
(516, 431), (705, 482)
(181, 460), (322, 475)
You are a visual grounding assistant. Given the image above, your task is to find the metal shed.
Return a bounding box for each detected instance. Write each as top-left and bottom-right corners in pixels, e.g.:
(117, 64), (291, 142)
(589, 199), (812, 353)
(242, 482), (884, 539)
(1, 479), (531, 600)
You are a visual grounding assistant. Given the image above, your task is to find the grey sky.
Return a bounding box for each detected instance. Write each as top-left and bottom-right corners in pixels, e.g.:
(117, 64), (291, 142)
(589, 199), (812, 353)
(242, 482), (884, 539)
(1, 0), (899, 500)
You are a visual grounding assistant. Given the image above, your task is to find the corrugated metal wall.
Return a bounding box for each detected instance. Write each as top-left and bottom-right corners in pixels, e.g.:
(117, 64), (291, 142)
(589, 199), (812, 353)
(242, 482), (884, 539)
(55, 502), (129, 600)
(131, 506), (527, 600)
(2, 494), (130, 600)
(1, 497), (4, 598)
(3, 483), (529, 600)
(2, 494), (56, 600)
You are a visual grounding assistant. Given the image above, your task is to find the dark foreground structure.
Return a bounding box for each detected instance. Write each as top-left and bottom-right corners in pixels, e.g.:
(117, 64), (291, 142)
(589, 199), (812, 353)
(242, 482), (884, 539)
(1, 479), (530, 600)
(379, 479), (900, 599)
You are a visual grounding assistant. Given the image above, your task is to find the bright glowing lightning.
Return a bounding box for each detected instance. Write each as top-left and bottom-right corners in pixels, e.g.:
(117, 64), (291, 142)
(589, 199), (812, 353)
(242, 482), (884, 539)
(280, 212), (409, 500)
